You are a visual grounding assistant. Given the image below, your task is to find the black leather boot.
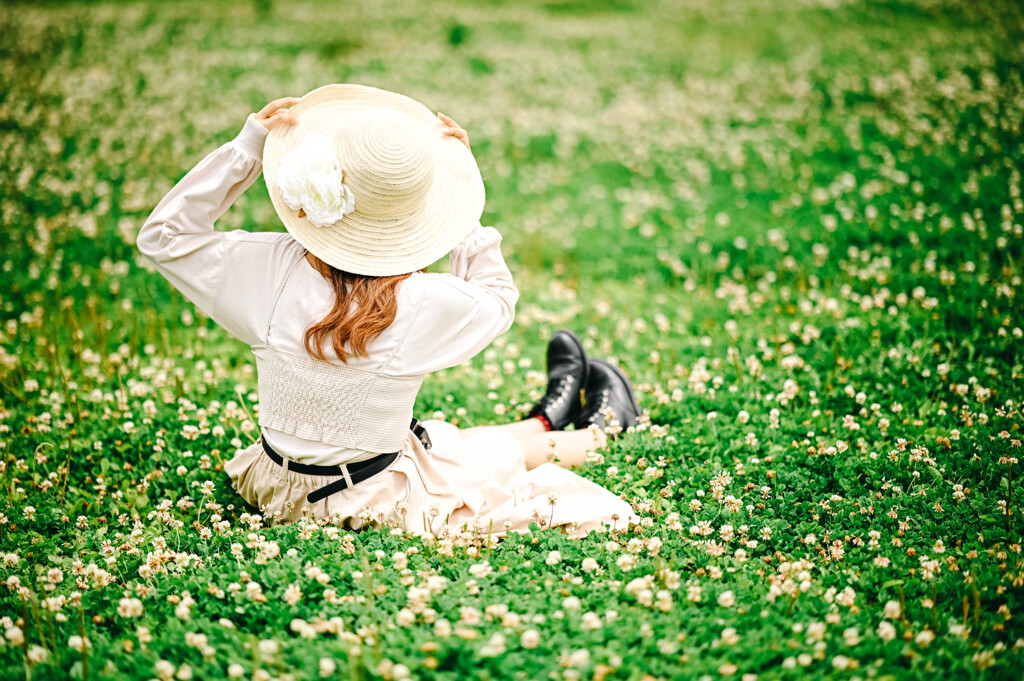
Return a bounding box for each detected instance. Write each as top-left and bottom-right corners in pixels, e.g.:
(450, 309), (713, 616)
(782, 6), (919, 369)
(574, 358), (641, 436)
(527, 330), (588, 430)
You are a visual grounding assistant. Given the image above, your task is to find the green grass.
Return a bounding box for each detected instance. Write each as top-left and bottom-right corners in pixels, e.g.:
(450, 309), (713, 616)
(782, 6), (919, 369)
(1, 0), (1024, 678)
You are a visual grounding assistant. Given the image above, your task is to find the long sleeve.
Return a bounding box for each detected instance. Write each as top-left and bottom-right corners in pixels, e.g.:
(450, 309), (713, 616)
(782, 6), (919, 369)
(395, 224), (520, 374)
(448, 224), (520, 326)
(137, 114), (292, 346)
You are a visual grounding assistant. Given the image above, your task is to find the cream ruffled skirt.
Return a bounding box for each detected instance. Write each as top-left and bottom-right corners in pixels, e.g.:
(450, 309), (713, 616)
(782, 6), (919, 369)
(224, 420), (639, 539)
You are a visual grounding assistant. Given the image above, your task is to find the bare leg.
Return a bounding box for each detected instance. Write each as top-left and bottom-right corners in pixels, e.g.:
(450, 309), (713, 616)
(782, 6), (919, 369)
(460, 418), (546, 441)
(519, 428), (606, 469)
(459, 418), (607, 470)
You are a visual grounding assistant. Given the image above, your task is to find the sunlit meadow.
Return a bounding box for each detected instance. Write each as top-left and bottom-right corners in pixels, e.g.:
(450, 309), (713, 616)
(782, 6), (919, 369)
(1, 0), (1023, 678)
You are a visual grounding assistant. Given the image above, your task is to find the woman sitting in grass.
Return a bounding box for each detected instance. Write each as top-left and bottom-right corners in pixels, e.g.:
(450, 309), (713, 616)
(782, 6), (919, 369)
(138, 85), (643, 539)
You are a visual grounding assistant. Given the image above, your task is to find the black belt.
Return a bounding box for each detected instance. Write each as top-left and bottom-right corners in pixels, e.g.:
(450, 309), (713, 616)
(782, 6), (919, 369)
(261, 418), (431, 504)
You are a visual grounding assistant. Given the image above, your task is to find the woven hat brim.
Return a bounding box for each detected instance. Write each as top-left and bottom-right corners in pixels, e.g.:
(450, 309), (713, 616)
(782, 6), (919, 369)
(263, 84), (485, 276)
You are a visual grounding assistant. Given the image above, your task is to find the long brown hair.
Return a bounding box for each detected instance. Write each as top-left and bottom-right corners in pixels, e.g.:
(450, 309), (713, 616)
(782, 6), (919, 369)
(303, 252), (413, 363)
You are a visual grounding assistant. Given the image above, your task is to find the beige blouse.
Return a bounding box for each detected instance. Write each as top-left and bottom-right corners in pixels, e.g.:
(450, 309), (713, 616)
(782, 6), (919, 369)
(138, 114), (520, 465)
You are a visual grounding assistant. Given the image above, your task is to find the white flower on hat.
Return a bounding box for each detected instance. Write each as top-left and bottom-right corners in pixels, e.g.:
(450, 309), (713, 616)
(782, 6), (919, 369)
(275, 132), (355, 228)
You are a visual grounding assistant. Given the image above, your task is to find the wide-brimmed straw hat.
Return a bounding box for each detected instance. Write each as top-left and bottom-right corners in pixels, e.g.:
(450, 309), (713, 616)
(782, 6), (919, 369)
(262, 84), (485, 276)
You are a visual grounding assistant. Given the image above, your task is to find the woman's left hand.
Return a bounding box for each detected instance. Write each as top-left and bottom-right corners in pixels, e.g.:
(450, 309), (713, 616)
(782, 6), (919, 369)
(254, 97), (302, 131)
(438, 112), (471, 152)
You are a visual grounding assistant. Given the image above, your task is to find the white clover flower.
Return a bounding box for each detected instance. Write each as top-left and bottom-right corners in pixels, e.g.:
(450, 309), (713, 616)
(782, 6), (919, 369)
(68, 635), (92, 652)
(843, 627), (859, 646)
(276, 133), (355, 228)
(284, 584), (302, 605)
(117, 597), (144, 618)
(469, 561), (492, 578)
(5, 626), (24, 646)
(154, 660), (175, 681)
(567, 649), (590, 667)
(319, 658), (337, 677)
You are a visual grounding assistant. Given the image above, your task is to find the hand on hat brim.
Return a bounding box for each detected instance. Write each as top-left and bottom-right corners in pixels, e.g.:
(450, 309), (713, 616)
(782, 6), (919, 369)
(255, 97), (302, 132)
(437, 112), (470, 152)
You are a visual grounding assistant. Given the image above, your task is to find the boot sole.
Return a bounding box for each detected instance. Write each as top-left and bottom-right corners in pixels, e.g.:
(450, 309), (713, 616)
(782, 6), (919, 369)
(589, 358), (640, 425)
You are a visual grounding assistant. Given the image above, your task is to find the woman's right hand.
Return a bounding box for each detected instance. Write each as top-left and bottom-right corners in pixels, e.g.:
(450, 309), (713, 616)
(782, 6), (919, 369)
(254, 97), (301, 132)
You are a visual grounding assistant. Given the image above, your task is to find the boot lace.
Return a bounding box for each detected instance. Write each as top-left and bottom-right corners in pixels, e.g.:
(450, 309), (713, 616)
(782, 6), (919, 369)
(530, 375), (578, 419)
(578, 388), (611, 427)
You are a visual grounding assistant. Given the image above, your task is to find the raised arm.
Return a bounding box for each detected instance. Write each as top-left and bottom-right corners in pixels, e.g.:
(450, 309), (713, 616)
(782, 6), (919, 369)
(137, 98), (299, 344)
(448, 223), (519, 336)
(393, 223), (519, 375)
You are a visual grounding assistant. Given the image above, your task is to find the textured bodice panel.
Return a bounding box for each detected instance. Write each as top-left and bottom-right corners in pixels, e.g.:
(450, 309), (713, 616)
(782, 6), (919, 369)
(254, 347), (425, 453)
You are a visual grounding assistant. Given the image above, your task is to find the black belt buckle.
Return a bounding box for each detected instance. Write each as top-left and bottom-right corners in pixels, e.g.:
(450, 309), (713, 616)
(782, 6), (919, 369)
(302, 419), (429, 505)
(411, 417), (432, 450)
(261, 419), (432, 506)
(304, 451), (398, 504)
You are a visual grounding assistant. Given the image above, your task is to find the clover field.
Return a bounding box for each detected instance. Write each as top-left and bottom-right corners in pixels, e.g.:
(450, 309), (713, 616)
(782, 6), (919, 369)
(1, 0), (1024, 678)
